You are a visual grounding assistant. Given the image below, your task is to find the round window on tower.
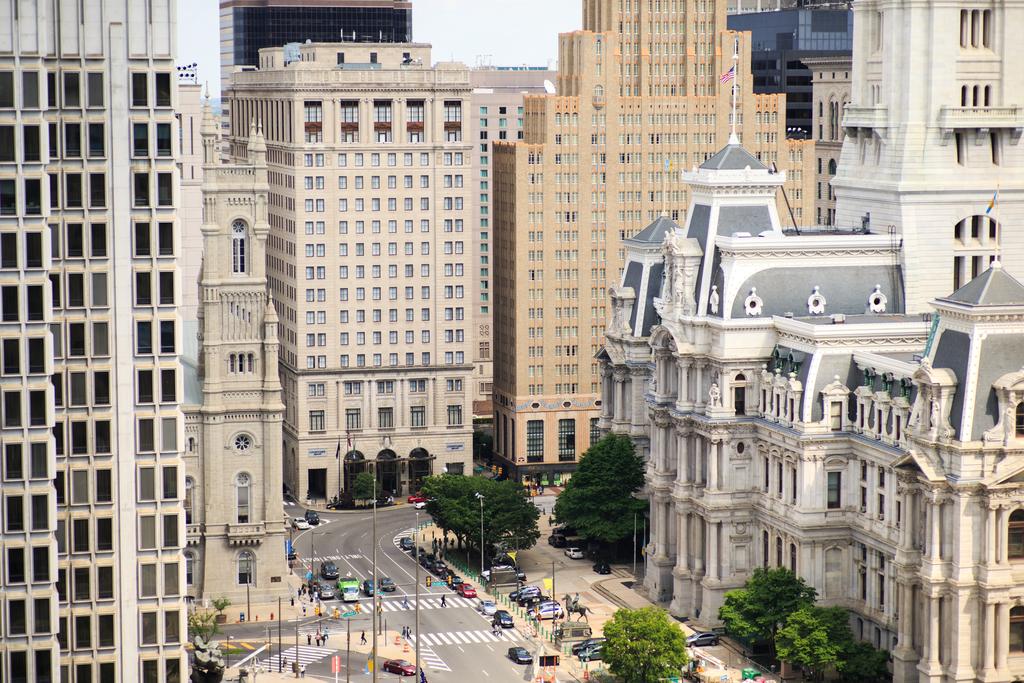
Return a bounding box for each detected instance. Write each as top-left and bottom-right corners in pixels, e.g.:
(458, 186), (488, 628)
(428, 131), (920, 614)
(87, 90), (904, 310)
(234, 434), (253, 453)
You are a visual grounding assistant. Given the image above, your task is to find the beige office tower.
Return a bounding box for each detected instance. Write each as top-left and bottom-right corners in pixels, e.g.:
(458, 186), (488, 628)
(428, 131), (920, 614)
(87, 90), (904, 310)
(0, 1), (187, 682)
(804, 55), (851, 228)
(468, 67), (555, 418)
(227, 43), (473, 502)
(492, 0), (814, 484)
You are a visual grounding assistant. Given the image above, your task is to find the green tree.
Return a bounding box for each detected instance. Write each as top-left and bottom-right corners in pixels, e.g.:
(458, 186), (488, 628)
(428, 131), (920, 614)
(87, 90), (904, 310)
(837, 641), (890, 682)
(602, 607), (689, 683)
(351, 471), (381, 504)
(718, 567), (817, 657)
(775, 606), (852, 681)
(553, 433), (647, 543)
(187, 609), (221, 642)
(419, 475), (540, 558)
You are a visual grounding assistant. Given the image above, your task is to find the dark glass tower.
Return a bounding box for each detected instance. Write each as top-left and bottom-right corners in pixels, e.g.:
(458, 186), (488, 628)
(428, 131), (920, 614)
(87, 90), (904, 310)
(221, 1), (413, 91)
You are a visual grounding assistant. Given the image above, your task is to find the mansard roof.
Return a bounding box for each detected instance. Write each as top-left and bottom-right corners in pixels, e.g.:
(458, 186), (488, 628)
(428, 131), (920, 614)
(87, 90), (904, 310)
(941, 261), (1024, 307)
(699, 143), (767, 171)
(626, 214), (680, 246)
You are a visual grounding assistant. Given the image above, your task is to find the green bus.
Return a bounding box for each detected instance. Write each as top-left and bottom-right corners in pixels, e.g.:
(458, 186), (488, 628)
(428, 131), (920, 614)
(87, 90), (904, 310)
(337, 577), (360, 602)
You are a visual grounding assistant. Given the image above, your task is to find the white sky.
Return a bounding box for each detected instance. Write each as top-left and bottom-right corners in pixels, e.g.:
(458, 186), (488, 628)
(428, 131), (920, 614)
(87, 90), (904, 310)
(178, 0), (582, 95)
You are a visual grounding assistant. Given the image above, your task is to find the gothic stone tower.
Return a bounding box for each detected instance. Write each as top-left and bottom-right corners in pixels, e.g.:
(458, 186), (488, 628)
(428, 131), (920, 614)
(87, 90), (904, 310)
(188, 103), (289, 602)
(833, 0), (1024, 312)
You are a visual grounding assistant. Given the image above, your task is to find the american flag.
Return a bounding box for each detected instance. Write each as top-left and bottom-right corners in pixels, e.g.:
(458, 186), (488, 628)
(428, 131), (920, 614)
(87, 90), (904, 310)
(720, 66), (735, 84)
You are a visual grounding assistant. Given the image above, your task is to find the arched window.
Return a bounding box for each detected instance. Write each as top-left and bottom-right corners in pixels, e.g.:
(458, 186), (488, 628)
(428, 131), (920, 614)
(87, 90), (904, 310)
(1011, 606), (1024, 652)
(229, 354), (236, 373)
(1008, 510), (1024, 559)
(827, 159), (837, 176)
(185, 551), (196, 586)
(184, 477), (194, 525)
(762, 531), (769, 567)
(594, 85), (604, 98)
(231, 221), (248, 274)
(237, 550), (255, 585)
(248, 353), (255, 373)
(776, 536), (783, 567)
(1016, 403), (1024, 436)
(790, 543), (797, 572)
(236, 473), (251, 524)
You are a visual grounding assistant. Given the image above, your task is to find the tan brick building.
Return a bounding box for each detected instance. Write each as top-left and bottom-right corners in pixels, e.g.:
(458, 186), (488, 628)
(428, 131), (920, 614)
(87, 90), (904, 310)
(803, 55), (851, 227)
(226, 43), (473, 502)
(492, 0), (815, 485)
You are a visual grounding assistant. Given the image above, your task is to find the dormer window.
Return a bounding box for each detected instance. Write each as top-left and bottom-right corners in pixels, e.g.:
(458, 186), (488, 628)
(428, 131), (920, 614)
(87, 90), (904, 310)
(232, 221), (247, 274)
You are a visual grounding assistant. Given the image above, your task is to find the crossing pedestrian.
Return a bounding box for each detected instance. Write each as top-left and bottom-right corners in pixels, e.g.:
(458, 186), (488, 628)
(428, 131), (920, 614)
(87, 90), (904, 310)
(440, 594), (446, 607)
(307, 633), (312, 646)
(402, 596), (409, 609)
(302, 604), (307, 617)
(299, 663), (306, 678)
(360, 631), (367, 645)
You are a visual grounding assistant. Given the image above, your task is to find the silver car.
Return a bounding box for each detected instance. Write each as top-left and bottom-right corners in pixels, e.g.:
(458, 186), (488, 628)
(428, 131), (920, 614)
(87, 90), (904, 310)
(478, 599), (498, 616)
(319, 585), (337, 600)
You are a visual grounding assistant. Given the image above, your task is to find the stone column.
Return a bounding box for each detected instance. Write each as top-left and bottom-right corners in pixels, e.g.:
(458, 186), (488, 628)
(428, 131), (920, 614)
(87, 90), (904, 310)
(694, 517), (706, 574)
(996, 602), (1009, 670)
(677, 361), (690, 405)
(707, 439), (719, 491)
(987, 506), (998, 565)
(999, 506), (1009, 565)
(929, 501), (942, 561)
(984, 601), (996, 673)
(708, 521), (719, 580)
(927, 596), (940, 665)
(678, 513), (690, 571)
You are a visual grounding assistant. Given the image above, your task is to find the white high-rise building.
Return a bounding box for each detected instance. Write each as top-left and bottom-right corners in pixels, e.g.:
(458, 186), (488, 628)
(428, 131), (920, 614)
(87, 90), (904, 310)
(833, 0), (1024, 309)
(0, 2), (187, 682)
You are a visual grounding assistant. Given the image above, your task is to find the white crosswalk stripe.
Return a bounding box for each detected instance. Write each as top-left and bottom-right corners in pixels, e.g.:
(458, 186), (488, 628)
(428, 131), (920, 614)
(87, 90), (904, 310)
(417, 645), (452, 672)
(376, 596), (477, 611)
(258, 645), (330, 670)
(410, 628), (525, 648)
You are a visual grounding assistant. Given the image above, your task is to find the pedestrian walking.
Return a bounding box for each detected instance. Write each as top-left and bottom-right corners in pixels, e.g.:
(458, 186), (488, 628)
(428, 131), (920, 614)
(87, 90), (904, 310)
(302, 604), (307, 617)
(307, 633), (312, 646)
(402, 596), (409, 609)
(360, 631), (367, 645)
(299, 663), (306, 678)
(440, 594), (446, 607)
(315, 635), (321, 647)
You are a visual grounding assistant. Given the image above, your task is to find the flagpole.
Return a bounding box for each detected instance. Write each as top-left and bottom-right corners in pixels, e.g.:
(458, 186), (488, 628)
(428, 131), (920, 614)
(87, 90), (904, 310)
(729, 37), (740, 145)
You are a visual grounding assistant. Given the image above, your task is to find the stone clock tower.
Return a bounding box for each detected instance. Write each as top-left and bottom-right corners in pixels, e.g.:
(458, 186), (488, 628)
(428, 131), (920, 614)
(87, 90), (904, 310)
(183, 101), (289, 602)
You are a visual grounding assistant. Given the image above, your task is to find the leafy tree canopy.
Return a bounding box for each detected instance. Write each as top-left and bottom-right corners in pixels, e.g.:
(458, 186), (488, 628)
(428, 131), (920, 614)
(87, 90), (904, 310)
(419, 475), (540, 555)
(602, 607), (689, 683)
(351, 471), (382, 503)
(719, 567), (817, 656)
(837, 640), (891, 682)
(775, 606), (852, 681)
(553, 433), (647, 543)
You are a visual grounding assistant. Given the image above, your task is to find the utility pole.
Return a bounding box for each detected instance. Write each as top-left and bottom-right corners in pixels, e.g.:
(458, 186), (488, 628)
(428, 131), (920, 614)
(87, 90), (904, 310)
(277, 597), (283, 673)
(632, 512), (637, 576)
(476, 492), (485, 576)
(346, 615), (351, 683)
(414, 510), (421, 683)
(246, 582), (251, 627)
(294, 620), (299, 678)
(371, 462), (378, 683)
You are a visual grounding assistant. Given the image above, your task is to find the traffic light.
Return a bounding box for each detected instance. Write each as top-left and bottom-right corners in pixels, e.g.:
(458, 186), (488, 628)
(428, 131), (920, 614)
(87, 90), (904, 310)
(425, 577), (432, 588)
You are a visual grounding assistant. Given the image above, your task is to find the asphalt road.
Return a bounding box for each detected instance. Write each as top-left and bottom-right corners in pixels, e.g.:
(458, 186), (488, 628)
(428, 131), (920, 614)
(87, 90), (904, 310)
(222, 505), (539, 682)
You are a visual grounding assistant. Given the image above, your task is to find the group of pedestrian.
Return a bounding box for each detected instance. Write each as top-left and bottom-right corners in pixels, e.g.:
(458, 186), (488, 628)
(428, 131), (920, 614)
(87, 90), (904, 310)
(305, 627), (331, 647)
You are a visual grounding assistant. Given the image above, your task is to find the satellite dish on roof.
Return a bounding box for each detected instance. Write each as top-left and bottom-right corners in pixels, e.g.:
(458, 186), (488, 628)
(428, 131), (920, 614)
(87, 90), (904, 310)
(543, 80), (556, 94)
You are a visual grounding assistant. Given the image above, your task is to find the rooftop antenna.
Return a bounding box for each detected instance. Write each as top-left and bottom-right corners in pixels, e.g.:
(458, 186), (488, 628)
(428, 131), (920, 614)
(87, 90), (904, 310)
(729, 36), (740, 145)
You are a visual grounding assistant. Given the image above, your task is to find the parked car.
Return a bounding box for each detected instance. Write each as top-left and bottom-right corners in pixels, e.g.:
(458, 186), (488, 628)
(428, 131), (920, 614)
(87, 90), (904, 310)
(379, 577), (396, 592)
(304, 510), (320, 526)
(319, 561), (340, 581)
(413, 500), (427, 509)
(547, 533), (567, 548)
(507, 647), (532, 665)
(432, 562), (448, 576)
(420, 553), (436, 568)
(382, 659), (417, 676)
(399, 537), (415, 551)
(478, 600), (498, 616)
(532, 601), (564, 621)
(577, 642), (603, 662)
(519, 594), (551, 609)
(407, 494), (427, 504)
(564, 547), (584, 560)
(493, 610), (515, 629)
(511, 586), (541, 603)
(449, 575), (464, 589)
(291, 517), (310, 530)
(592, 561), (611, 575)
(361, 580), (375, 596)
(571, 638), (606, 657)
(687, 632), (720, 647)
(456, 583), (477, 598)
(319, 584), (336, 600)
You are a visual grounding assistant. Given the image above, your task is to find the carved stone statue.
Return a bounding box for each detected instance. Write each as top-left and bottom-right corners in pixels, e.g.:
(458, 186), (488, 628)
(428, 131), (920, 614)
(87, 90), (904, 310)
(190, 636), (226, 683)
(708, 383), (721, 406)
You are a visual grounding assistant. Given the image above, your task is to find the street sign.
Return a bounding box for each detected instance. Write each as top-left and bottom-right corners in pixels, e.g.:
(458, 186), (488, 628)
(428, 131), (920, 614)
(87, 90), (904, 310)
(341, 611), (357, 618)
(332, 656), (341, 673)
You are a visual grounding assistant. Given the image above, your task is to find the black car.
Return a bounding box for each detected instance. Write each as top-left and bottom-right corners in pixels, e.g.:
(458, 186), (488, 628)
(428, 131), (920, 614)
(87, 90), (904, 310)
(420, 553), (436, 568)
(379, 577), (396, 592)
(320, 561), (339, 581)
(507, 647), (532, 665)
(492, 610), (514, 629)
(432, 562), (448, 576)
(519, 594), (551, 609)
(572, 638), (606, 657)
(592, 561), (611, 575)
(361, 580), (375, 596)
(511, 587), (541, 604)
(304, 509), (321, 526)
(547, 533), (567, 548)
(399, 538), (415, 552)
(687, 632), (720, 647)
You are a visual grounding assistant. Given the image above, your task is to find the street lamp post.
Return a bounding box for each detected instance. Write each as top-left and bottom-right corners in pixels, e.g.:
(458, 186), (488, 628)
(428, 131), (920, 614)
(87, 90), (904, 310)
(475, 492), (485, 577)
(414, 510), (421, 683)
(371, 461), (378, 683)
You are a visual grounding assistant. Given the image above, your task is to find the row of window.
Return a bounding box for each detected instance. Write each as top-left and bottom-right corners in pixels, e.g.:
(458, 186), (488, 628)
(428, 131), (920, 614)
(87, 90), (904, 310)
(0, 69), (168, 110)
(303, 151), (465, 169)
(313, 350), (471, 369)
(310, 404), (464, 432)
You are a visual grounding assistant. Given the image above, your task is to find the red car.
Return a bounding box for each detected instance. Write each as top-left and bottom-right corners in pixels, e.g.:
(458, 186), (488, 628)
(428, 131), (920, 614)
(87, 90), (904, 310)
(383, 659), (417, 676)
(407, 494), (427, 504)
(456, 583), (477, 598)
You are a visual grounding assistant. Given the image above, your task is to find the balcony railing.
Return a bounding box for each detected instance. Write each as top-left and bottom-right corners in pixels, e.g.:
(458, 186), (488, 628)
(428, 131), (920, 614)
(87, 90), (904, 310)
(227, 523), (265, 545)
(937, 105), (1024, 131)
(843, 105), (888, 130)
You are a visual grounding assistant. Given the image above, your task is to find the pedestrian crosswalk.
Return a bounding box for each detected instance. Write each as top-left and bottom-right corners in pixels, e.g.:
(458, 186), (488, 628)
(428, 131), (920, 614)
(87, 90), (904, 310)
(417, 643), (452, 672)
(258, 645), (330, 670)
(376, 596), (476, 611)
(410, 628), (526, 647)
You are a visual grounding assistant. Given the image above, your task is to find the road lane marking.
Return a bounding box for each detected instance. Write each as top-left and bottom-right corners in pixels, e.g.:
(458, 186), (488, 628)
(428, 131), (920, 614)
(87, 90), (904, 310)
(482, 670), (490, 676)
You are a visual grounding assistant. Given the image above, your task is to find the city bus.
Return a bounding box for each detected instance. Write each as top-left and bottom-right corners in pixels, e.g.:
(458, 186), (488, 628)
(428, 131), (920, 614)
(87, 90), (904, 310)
(337, 577), (360, 602)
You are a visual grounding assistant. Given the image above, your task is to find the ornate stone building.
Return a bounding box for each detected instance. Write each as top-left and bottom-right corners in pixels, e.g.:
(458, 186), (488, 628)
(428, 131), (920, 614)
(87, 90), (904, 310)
(181, 103), (289, 603)
(599, 143), (1024, 681)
